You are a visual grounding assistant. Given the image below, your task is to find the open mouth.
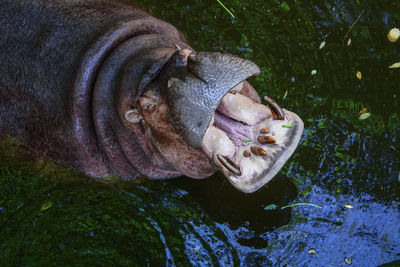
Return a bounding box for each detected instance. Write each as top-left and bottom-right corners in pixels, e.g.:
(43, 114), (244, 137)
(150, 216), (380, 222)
(164, 51), (303, 192)
(202, 81), (303, 193)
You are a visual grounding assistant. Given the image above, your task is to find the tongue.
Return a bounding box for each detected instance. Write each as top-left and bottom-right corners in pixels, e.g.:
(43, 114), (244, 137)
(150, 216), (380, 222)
(216, 92), (272, 125)
(213, 112), (250, 146)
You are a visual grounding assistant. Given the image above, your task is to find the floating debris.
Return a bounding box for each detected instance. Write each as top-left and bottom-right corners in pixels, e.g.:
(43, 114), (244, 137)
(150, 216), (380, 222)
(264, 204), (278, 210)
(282, 125), (293, 128)
(319, 40), (326, 49)
(264, 202), (323, 212)
(344, 257), (352, 265)
(359, 112), (371, 120)
(311, 69), (317, 75)
(359, 108), (368, 115)
(345, 205), (353, 209)
(40, 201), (53, 212)
(347, 38), (352, 46)
(387, 28), (400, 42)
(388, 62), (400, 68)
(216, 0), (236, 19)
(308, 248), (318, 255)
(283, 90), (288, 99)
(243, 138), (252, 143)
(342, 9), (364, 45)
(356, 71), (362, 80)
(281, 202), (323, 209)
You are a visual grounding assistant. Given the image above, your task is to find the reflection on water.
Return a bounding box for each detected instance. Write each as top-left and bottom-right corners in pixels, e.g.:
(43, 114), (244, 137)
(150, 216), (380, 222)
(168, 173), (298, 233)
(1, 0), (400, 265)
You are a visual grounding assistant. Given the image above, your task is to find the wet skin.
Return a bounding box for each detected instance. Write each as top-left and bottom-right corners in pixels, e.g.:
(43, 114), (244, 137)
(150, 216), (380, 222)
(0, 0), (303, 192)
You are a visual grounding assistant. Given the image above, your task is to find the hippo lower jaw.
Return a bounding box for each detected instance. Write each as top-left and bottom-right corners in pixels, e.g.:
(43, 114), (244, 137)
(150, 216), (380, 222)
(202, 81), (304, 193)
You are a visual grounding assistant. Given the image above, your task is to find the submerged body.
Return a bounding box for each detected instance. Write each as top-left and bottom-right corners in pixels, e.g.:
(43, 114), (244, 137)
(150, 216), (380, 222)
(0, 0), (303, 192)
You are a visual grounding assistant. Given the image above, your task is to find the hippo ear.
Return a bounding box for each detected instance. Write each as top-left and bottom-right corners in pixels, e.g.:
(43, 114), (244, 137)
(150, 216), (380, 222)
(125, 109), (142, 123)
(166, 52), (260, 148)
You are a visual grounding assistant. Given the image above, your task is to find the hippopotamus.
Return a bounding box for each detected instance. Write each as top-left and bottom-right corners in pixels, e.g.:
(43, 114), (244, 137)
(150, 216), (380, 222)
(0, 0), (303, 193)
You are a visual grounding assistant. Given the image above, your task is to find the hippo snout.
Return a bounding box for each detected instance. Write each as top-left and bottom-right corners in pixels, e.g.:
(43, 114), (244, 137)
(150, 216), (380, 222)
(146, 50), (304, 193)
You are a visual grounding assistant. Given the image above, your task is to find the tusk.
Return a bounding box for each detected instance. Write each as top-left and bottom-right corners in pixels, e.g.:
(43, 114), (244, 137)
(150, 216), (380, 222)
(216, 154), (242, 176)
(264, 96), (285, 120)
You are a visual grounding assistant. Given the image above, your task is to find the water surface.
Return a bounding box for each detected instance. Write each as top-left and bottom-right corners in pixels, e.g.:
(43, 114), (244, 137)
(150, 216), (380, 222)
(1, 0), (399, 266)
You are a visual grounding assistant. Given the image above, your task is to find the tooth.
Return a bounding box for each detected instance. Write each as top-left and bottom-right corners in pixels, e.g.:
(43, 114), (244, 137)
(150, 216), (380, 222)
(264, 96), (285, 120)
(243, 150), (251, 157)
(257, 136), (276, 144)
(260, 128), (269, 134)
(202, 126), (236, 159)
(216, 154), (242, 176)
(217, 92), (271, 125)
(250, 146), (267, 156)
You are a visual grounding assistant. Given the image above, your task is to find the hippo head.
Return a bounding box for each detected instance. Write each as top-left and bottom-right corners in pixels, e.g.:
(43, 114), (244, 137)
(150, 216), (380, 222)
(121, 47), (303, 193)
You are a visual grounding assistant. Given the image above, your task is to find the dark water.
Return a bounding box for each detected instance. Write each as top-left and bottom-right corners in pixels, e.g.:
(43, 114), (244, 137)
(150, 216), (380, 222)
(1, 0), (400, 266)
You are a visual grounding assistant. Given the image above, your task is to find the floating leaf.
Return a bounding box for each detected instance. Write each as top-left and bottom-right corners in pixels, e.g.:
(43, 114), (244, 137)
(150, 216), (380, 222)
(319, 40), (326, 49)
(311, 69), (317, 75)
(282, 125), (293, 128)
(264, 204), (278, 210)
(243, 139), (252, 143)
(308, 248), (318, 255)
(356, 71), (362, 80)
(347, 38), (352, 46)
(359, 112), (371, 120)
(345, 205), (353, 209)
(344, 257), (352, 265)
(388, 62), (400, 68)
(40, 201), (53, 212)
(216, 0), (236, 19)
(387, 28), (400, 42)
(283, 90), (288, 99)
